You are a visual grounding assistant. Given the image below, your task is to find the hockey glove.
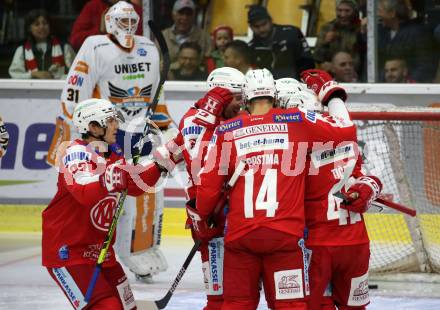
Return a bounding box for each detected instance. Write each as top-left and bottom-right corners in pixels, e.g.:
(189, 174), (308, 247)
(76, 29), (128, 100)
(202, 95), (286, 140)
(152, 141), (182, 173)
(340, 175), (383, 213)
(100, 163), (128, 193)
(193, 87), (233, 128)
(186, 203), (225, 243)
(0, 117), (9, 157)
(300, 69), (347, 105)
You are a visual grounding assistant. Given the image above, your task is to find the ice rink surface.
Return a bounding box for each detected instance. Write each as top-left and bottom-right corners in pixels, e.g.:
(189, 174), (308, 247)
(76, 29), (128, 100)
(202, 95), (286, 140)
(1, 233), (440, 310)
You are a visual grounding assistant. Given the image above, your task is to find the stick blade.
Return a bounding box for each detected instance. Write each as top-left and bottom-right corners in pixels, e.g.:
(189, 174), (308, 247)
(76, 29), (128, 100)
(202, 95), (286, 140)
(136, 299), (160, 310)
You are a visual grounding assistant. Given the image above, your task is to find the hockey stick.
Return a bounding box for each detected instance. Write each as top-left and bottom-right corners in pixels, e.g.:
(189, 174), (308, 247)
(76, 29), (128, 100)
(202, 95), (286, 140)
(137, 161), (247, 310)
(132, 19), (171, 164)
(84, 20), (170, 304)
(334, 192), (417, 217)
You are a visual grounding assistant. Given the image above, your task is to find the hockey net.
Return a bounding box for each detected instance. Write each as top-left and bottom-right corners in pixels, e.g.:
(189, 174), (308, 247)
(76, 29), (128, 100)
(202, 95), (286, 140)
(348, 105), (440, 275)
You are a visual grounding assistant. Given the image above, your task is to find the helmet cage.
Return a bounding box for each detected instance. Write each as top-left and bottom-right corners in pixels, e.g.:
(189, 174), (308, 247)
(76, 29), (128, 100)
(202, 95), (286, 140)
(105, 1), (139, 48)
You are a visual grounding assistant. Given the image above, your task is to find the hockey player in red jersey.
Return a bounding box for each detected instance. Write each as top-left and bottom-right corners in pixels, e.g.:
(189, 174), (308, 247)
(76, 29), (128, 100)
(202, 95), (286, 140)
(193, 69), (359, 310)
(154, 66), (246, 310)
(283, 69), (383, 310)
(42, 98), (166, 309)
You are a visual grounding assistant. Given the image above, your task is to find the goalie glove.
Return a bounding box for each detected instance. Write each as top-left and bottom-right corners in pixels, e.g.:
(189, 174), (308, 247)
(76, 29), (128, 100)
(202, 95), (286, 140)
(193, 87), (233, 128)
(186, 201), (225, 244)
(300, 69), (347, 105)
(0, 116), (9, 157)
(340, 175), (383, 214)
(100, 163), (128, 193)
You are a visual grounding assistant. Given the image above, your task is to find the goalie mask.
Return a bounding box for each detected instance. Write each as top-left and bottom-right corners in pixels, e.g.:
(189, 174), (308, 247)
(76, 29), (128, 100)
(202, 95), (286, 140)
(276, 78), (322, 111)
(243, 69), (276, 105)
(105, 1), (139, 49)
(73, 98), (124, 134)
(207, 67), (245, 94)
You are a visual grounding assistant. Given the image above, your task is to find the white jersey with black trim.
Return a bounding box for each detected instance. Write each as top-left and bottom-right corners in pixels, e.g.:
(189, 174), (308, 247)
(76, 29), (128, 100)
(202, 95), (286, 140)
(61, 34), (171, 132)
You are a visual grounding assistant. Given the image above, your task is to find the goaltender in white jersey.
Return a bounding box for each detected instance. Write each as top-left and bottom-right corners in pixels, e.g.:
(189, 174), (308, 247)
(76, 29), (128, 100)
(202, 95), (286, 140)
(47, 1), (172, 283)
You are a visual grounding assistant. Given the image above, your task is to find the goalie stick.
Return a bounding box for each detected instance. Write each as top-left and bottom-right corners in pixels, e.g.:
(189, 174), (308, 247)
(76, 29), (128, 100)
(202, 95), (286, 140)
(136, 160), (247, 310)
(84, 20), (170, 304)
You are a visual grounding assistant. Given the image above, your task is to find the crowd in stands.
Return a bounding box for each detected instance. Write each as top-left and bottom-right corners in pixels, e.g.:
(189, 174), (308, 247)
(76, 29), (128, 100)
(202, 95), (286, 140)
(1, 0), (439, 83)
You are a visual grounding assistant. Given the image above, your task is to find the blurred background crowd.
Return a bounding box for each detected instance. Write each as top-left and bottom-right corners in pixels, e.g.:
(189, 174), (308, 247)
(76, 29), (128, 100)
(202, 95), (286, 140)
(1, 0), (439, 83)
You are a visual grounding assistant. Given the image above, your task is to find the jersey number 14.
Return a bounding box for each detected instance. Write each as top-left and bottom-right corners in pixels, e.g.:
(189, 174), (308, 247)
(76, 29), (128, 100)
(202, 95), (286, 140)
(244, 169), (279, 218)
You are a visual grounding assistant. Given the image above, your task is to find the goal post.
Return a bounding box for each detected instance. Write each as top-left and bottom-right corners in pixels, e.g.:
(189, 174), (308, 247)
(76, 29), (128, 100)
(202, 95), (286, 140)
(348, 105), (440, 274)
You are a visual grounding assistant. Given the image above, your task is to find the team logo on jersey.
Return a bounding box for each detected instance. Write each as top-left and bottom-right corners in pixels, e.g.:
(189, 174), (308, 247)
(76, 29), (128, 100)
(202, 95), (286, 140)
(90, 196), (118, 231)
(58, 245), (69, 260)
(273, 112), (302, 123)
(108, 82), (153, 117)
(137, 48), (147, 56)
(216, 120), (242, 134)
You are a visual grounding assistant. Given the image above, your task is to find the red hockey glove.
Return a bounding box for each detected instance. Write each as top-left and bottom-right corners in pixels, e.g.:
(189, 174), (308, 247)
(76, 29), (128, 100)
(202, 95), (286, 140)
(193, 87), (233, 128)
(100, 163), (128, 193)
(340, 175), (383, 213)
(300, 69), (347, 105)
(152, 142), (181, 173)
(186, 202), (225, 244)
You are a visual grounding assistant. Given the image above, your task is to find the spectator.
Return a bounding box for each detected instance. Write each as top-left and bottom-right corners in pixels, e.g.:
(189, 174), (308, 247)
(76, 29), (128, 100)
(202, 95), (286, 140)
(247, 4), (314, 79)
(314, 0), (365, 79)
(69, 0), (143, 51)
(8, 9), (75, 79)
(377, 0), (437, 82)
(384, 58), (414, 82)
(205, 25), (233, 73)
(223, 39), (253, 74)
(330, 50), (358, 82)
(162, 0), (212, 67)
(168, 41), (207, 81)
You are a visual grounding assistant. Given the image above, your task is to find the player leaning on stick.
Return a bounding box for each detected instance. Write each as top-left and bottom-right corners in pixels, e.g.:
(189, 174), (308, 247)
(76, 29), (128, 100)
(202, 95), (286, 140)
(276, 70), (383, 310)
(47, 1), (172, 282)
(42, 98), (168, 309)
(192, 69), (360, 310)
(153, 66), (246, 310)
(0, 115), (9, 158)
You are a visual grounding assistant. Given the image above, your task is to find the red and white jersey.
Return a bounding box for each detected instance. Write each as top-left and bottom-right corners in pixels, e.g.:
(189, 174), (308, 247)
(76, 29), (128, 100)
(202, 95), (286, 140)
(173, 107), (209, 200)
(42, 139), (161, 268)
(304, 135), (369, 246)
(61, 35), (171, 131)
(197, 107), (357, 243)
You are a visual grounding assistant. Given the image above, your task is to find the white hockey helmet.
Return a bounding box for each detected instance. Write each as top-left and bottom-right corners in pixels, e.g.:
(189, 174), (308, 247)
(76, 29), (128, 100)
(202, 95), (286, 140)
(243, 68), (276, 103)
(276, 78), (322, 111)
(105, 1), (139, 48)
(206, 67), (245, 94)
(73, 98), (124, 134)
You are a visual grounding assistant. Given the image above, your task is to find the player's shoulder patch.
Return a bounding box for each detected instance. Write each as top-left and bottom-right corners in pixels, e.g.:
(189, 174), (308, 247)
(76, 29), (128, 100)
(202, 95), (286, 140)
(272, 111), (302, 123)
(216, 119), (243, 134)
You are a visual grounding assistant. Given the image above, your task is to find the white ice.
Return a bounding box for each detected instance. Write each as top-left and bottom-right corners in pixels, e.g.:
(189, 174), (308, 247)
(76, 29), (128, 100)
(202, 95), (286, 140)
(1, 234), (440, 310)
